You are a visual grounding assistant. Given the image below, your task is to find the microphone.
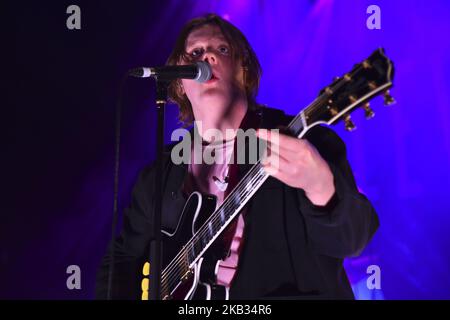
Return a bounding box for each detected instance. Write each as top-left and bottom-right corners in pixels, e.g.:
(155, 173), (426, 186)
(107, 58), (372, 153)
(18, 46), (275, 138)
(128, 61), (212, 83)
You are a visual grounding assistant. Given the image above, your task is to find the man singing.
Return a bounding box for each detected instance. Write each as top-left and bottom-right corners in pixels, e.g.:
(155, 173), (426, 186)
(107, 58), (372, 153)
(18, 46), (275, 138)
(96, 13), (379, 300)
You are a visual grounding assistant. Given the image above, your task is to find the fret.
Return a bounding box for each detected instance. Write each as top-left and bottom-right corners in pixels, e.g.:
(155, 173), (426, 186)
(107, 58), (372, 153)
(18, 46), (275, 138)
(201, 233), (208, 247)
(207, 221), (214, 237)
(219, 208), (226, 224)
(228, 193), (241, 213)
(193, 236), (202, 256)
(286, 110), (306, 136)
(188, 245), (195, 264)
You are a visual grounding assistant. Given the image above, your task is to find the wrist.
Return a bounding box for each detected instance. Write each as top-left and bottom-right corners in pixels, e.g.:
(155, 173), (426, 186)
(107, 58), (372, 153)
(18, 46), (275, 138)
(304, 167), (335, 206)
(305, 183), (336, 206)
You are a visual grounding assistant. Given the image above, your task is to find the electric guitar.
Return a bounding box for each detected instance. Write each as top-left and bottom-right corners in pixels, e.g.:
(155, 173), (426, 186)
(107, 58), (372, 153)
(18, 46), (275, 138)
(141, 47), (395, 300)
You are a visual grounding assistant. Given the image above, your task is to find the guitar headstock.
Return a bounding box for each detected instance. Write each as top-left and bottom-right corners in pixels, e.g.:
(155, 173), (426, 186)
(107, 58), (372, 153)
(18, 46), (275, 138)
(304, 48), (395, 131)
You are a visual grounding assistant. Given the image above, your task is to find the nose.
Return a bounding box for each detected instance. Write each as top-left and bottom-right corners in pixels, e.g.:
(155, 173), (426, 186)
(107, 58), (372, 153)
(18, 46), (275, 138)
(202, 49), (217, 64)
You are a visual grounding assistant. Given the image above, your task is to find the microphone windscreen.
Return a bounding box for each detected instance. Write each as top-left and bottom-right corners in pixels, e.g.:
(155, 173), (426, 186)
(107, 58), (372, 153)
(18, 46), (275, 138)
(195, 61), (212, 83)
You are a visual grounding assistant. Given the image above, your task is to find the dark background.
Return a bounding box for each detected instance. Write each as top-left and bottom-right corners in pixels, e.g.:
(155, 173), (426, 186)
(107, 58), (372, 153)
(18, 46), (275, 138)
(4, 0), (188, 299)
(4, 0), (450, 299)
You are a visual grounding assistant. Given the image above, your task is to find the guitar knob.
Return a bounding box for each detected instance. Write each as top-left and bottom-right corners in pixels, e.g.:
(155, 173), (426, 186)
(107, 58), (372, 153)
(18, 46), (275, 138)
(363, 102), (375, 119)
(384, 90), (396, 105)
(344, 114), (357, 131)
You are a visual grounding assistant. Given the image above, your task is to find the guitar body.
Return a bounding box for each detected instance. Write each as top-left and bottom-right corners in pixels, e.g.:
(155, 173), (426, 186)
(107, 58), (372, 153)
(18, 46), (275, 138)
(161, 192), (229, 300)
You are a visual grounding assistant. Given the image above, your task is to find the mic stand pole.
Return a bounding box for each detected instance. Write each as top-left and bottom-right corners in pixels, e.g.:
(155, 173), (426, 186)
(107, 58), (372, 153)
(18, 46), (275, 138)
(149, 79), (169, 300)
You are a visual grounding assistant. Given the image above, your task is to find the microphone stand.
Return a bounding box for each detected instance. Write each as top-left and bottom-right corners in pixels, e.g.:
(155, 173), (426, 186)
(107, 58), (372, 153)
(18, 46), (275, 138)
(149, 79), (169, 300)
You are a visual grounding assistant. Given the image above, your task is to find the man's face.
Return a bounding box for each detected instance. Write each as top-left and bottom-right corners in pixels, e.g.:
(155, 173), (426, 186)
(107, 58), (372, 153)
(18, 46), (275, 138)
(180, 25), (245, 114)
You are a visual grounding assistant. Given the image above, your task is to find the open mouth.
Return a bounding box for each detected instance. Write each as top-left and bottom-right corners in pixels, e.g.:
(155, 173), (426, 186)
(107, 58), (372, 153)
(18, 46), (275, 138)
(206, 72), (219, 83)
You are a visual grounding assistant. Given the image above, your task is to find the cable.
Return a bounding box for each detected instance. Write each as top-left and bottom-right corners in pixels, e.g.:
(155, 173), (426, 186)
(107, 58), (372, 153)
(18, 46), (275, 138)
(106, 74), (128, 300)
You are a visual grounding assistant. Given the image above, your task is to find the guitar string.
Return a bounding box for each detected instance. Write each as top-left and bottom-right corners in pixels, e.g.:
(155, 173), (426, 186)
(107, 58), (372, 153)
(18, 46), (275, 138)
(161, 163), (267, 293)
(160, 164), (266, 294)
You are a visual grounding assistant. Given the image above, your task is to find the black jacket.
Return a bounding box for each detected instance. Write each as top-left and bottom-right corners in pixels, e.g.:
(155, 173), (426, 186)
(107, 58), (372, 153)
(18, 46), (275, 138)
(95, 107), (379, 299)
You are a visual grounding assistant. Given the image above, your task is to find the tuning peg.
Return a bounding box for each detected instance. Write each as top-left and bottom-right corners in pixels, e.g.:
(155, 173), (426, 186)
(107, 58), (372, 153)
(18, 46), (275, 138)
(384, 90), (396, 105)
(362, 60), (371, 69)
(363, 102), (375, 119)
(328, 106), (338, 116)
(344, 114), (357, 131)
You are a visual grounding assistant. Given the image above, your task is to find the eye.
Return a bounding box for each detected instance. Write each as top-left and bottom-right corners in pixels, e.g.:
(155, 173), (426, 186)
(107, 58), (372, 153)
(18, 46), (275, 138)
(190, 48), (204, 57)
(218, 45), (230, 55)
